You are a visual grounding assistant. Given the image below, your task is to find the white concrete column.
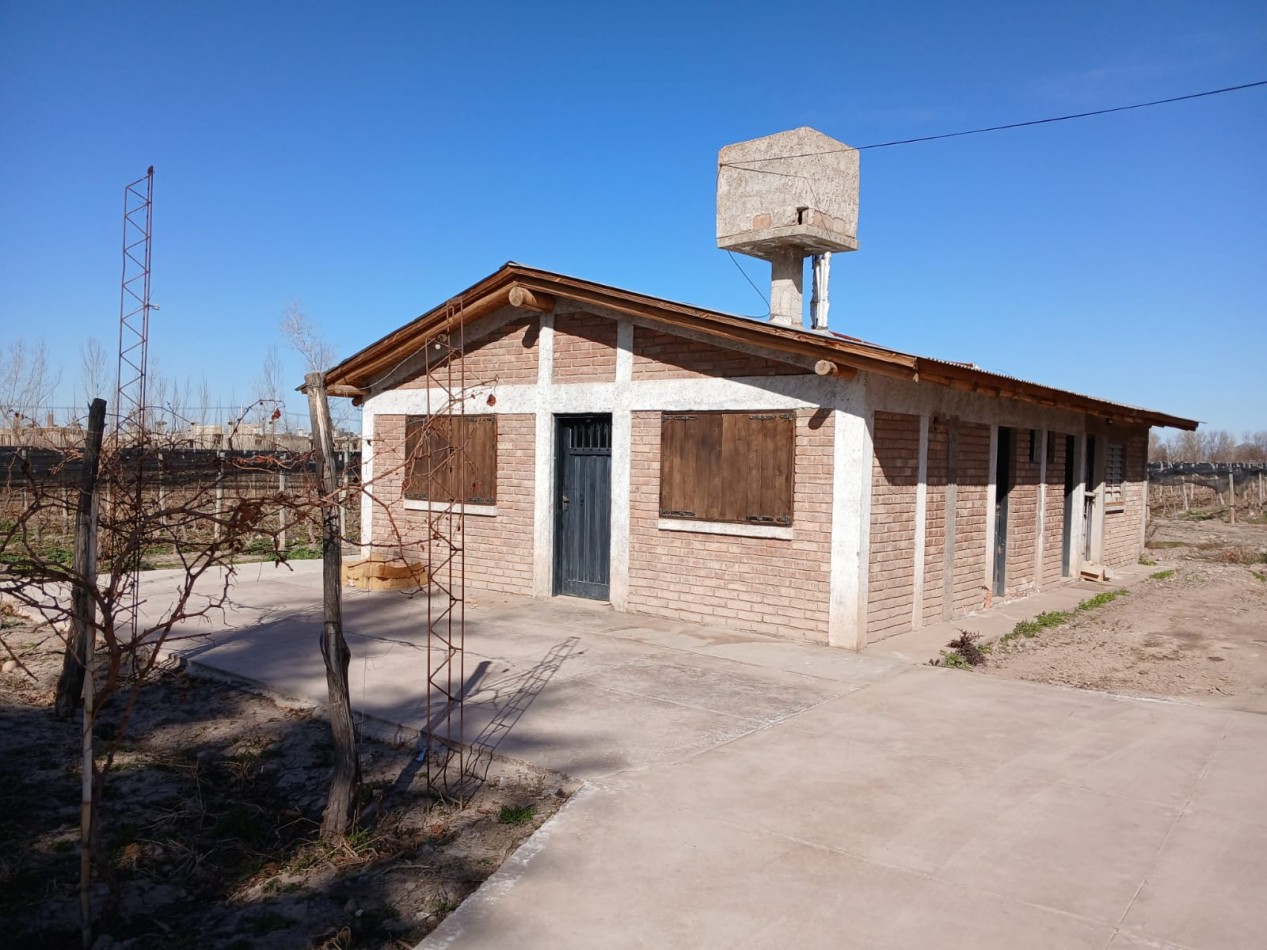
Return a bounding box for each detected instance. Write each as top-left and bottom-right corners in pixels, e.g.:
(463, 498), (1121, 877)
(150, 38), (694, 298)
(911, 412), (929, 630)
(769, 248), (804, 326)
(1072, 433), (1088, 573)
(829, 402), (871, 649)
(984, 425), (999, 596)
(609, 318), (634, 610)
(359, 402), (375, 558)
(532, 314), (556, 597)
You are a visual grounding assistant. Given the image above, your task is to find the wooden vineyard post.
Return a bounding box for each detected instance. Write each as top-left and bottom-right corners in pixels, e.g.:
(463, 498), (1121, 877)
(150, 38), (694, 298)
(305, 372), (361, 840)
(55, 398), (106, 719)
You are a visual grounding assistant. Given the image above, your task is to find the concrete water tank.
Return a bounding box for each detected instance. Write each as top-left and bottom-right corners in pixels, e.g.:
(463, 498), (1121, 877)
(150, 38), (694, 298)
(716, 127), (859, 260)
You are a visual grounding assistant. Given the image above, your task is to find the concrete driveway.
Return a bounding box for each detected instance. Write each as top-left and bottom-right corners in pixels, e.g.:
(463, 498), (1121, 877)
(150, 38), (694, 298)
(148, 564), (1267, 949)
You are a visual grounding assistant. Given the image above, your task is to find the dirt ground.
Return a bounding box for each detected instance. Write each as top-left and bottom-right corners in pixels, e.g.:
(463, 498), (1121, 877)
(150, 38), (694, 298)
(984, 513), (1267, 712)
(0, 616), (569, 950)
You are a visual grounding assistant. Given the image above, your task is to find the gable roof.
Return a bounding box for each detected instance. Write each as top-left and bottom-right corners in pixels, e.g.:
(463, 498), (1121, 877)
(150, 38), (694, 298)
(323, 263), (1197, 430)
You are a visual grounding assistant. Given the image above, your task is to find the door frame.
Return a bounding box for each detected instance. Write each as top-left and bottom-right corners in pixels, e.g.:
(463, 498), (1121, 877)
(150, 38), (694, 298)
(552, 413), (613, 600)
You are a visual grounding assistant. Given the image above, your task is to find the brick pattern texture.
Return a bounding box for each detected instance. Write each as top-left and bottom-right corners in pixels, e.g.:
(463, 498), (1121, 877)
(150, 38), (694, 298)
(553, 312), (617, 383)
(922, 421), (948, 625)
(370, 413), (535, 596)
(1042, 433), (1071, 587)
(1004, 430), (1042, 595)
(868, 412), (920, 639)
(952, 423), (991, 615)
(399, 316), (538, 390)
(632, 327), (803, 380)
(1102, 430), (1148, 567)
(627, 408), (834, 641)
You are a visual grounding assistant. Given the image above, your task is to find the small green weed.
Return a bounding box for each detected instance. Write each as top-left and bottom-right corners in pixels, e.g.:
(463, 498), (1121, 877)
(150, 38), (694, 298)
(1149, 569), (1176, 581)
(285, 544), (322, 560)
(1002, 609), (1071, 645)
(1252, 570), (1267, 583)
(1077, 589), (1128, 611)
(498, 804), (536, 825)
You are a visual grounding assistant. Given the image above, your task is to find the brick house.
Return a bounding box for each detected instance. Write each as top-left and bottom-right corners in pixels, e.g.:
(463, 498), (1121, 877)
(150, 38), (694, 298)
(322, 262), (1196, 650)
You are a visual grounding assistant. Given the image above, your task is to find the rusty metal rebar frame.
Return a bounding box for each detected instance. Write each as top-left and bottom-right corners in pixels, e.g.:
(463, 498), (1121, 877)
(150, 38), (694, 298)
(423, 304), (467, 797)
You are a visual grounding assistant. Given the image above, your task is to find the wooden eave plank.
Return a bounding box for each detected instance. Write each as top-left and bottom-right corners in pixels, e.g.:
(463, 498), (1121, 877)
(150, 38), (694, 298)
(326, 262), (1198, 430)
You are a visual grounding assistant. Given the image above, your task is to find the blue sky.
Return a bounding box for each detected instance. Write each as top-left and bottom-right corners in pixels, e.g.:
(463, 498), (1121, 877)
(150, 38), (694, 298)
(1, 1), (1264, 435)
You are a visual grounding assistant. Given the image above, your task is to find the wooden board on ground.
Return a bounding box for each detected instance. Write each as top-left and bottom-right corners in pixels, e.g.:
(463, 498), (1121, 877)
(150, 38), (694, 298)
(341, 556), (429, 591)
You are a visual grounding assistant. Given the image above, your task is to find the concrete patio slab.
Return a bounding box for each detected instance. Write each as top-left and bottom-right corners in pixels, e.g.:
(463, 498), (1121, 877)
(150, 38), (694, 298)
(142, 566), (1267, 949)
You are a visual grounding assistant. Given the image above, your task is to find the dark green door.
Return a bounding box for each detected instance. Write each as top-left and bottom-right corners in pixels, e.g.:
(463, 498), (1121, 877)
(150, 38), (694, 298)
(554, 416), (612, 600)
(993, 427), (1012, 597)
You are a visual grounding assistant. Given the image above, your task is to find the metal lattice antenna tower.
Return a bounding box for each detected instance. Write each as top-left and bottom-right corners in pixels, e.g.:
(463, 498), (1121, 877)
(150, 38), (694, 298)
(113, 167), (154, 651)
(114, 167), (154, 437)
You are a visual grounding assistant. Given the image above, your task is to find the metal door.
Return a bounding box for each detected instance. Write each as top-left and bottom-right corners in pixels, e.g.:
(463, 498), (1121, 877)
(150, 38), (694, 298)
(1083, 436), (1097, 562)
(554, 415), (612, 600)
(993, 427), (1011, 597)
(1061, 434), (1075, 576)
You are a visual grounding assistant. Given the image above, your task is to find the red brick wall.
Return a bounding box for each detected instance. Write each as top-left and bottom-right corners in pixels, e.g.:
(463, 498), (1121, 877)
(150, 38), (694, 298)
(1005, 429), (1041, 595)
(399, 315), (538, 389)
(952, 422), (991, 615)
(370, 413), (535, 595)
(1103, 429), (1148, 568)
(627, 408), (833, 641)
(922, 421), (948, 625)
(1042, 432), (1070, 587)
(553, 312), (617, 383)
(632, 327), (803, 380)
(868, 411), (920, 640)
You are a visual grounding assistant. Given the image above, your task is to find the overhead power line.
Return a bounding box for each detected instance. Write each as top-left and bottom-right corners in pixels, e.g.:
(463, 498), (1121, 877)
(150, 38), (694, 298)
(720, 79), (1267, 167)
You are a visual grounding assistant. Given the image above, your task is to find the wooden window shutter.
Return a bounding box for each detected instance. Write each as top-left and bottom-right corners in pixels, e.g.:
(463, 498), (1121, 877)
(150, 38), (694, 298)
(404, 415), (497, 505)
(659, 410), (794, 525)
(464, 415), (497, 505)
(723, 412), (794, 524)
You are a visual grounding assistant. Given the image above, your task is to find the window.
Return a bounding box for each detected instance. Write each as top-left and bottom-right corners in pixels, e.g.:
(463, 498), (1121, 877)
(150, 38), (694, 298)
(659, 410), (794, 525)
(1105, 441), (1125, 506)
(404, 415), (497, 505)
(1028, 429), (1041, 464)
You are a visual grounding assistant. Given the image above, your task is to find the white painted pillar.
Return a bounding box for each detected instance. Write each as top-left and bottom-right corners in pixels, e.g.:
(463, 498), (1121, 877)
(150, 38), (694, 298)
(829, 404), (871, 648)
(911, 413), (929, 630)
(531, 314), (556, 597)
(609, 318), (634, 610)
(984, 425), (999, 597)
(359, 406), (375, 558)
(1071, 433), (1087, 573)
(769, 248), (804, 326)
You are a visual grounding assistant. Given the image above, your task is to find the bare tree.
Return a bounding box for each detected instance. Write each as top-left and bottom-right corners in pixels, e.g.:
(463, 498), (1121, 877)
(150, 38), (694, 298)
(281, 301), (338, 374)
(0, 338), (61, 431)
(1170, 429), (1203, 462)
(194, 376), (213, 428)
(252, 345), (287, 433)
(1200, 429), (1237, 463)
(1148, 429), (1170, 463)
(78, 338), (110, 410)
